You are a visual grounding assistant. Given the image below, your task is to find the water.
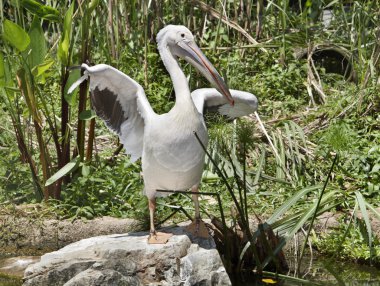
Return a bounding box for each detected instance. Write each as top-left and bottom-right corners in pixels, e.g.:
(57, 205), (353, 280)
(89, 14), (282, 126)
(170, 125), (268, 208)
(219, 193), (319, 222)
(231, 256), (380, 285)
(0, 253), (39, 286)
(301, 257), (380, 286)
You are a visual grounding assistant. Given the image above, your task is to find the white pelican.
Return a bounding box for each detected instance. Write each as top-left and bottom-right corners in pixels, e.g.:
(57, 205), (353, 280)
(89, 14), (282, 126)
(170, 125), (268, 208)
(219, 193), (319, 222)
(69, 25), (258, 243)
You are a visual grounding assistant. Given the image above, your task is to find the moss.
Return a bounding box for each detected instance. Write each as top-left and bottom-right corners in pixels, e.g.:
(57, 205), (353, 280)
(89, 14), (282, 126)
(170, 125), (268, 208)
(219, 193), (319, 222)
(0, 273), (22, 286)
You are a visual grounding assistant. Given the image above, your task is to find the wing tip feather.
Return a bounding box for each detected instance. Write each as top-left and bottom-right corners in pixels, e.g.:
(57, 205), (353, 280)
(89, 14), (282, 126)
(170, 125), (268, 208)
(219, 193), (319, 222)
(68, 74), (88, 94)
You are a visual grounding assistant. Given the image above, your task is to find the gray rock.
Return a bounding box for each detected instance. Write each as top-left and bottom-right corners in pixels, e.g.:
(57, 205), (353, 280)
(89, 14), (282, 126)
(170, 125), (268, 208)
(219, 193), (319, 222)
(64, 269), (140, 286)
(0, 214), (141, 255)
(23, 226), (231, 286)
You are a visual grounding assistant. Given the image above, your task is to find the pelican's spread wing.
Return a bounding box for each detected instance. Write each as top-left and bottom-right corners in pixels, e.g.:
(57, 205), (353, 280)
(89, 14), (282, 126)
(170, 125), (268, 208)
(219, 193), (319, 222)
(191, 88), (258, 118)
(68, 64), (154, 162)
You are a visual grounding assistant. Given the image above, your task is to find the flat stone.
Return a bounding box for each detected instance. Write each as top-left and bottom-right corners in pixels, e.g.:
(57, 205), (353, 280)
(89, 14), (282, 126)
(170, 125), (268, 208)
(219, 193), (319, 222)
(23, 225), (231, 285)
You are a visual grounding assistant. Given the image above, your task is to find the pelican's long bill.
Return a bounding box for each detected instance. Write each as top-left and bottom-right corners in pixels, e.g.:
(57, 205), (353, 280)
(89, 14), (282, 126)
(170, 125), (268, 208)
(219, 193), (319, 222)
(176, 40), (234, 106)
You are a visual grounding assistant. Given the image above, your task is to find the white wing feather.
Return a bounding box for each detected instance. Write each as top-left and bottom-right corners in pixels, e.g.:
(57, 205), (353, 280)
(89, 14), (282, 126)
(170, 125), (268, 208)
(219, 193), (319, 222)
(68, 64), (155, 162)
(191, 88), (258, 117)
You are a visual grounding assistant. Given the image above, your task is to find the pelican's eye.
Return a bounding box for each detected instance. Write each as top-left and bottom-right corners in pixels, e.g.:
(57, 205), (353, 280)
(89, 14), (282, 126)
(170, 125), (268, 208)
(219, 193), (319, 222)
(181, 33), (185, 38)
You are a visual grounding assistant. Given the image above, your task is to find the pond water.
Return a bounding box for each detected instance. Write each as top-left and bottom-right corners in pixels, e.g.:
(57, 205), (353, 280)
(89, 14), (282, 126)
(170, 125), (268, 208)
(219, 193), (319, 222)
(0, 253), (27, 286)
(231, 256), (380, 286)
(297, 256), (379, 286)
(0, 254), (379, 286)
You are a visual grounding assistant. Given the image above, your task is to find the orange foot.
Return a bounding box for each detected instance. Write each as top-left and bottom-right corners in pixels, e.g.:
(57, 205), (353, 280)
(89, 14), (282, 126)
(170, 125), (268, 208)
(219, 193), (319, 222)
(185, 219), (210, 238)
(147, 231), (173, 244)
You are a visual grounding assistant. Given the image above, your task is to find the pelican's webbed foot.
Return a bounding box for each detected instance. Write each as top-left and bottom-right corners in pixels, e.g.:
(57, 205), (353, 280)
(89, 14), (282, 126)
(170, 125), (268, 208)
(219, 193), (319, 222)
(186, 218), (210, 238)
(147, 230), (173, 244)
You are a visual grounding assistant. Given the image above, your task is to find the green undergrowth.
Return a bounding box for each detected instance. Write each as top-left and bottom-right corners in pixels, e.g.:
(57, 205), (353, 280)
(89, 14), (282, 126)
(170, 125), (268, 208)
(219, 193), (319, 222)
(312, 224), (380, 267)
(50, 158), (146, 220)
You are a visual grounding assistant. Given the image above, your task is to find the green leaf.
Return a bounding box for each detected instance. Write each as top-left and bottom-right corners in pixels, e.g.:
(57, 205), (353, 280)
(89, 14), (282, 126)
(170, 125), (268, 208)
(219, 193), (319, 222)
(33, 58), (55, 77)
(267, 185), (322, 224)
(32, 58), (55, 84)
(286, 191), (336, 239)
(3, 19), (30, 52)
(58, 3), (75, 65)
(79, 110), (97, 120)
(21, 0), (60, 22)
(253, 148), (266, 187)
(45, 157), (80, 186)
(0, 53), (5, 86)
(81, 164), (91, 177)
(27, 17), (47, 68)
(64, 69), (80, 105)
(16, 68), (42, 124)
(371, 163), (380, 173)
(324, 0), (339, 9)
(89, 177), (106, 183)
(0, 54), (11, 87)
(355, 191), (373, 259)
(88, 0), (100, 14)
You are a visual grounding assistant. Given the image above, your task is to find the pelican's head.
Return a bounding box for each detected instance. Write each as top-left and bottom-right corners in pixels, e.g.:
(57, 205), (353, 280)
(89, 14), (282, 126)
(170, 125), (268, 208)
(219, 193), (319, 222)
(157, 25), (234, 105)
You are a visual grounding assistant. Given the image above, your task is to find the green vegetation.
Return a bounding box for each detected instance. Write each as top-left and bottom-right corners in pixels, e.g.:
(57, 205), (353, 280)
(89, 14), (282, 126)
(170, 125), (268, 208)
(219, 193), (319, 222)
(313, 224), (380, 266)
(1, 0), (380, 279)
(0, 273), (22, 286)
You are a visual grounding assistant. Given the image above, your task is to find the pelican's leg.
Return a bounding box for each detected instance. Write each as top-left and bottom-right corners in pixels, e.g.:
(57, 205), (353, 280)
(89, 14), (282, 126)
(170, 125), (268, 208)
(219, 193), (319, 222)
(148, 198), (156, 235)
(186, 185), (209, 238)
(147, 196), (173, 244)
(192, 185), (201, 221)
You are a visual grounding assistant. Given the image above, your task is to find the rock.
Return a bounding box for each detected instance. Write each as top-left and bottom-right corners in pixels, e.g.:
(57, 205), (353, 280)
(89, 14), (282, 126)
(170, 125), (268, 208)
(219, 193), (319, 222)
(315, 211), (340, 233)
(0, 215), (141, 255)
(65, 268), (140, 286)
(23, 226), (231, 286)
(0, 256), (40, 277)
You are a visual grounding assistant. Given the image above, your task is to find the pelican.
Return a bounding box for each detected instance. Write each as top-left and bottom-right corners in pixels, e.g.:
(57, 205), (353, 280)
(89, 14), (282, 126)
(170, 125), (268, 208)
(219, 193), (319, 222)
(69, 25), (258, 243)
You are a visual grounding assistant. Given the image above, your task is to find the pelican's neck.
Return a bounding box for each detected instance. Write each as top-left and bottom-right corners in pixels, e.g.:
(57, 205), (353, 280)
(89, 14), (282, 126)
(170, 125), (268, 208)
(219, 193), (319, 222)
(159, 45), (194, 110)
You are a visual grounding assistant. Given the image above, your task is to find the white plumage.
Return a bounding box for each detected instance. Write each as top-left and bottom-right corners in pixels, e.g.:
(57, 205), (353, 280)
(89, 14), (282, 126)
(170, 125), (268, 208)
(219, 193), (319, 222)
(69, 25), (258, 243)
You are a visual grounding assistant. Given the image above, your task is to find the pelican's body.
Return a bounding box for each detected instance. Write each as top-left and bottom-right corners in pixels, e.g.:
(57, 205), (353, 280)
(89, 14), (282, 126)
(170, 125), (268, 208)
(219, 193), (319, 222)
(143, 109), (207, 198)
(69, 25), (258, 242)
